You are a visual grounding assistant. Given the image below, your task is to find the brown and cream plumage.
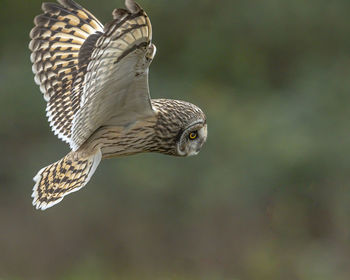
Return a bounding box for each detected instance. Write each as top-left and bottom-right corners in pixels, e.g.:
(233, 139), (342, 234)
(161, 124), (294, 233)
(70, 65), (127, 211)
(29, 0), (207, 210)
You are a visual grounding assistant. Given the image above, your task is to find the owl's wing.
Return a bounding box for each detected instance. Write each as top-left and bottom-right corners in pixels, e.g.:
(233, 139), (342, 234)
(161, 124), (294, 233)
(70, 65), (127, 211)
(29, 0), (104, 144)
(71, 0), (156, 150)
(30, 0), (156, 150)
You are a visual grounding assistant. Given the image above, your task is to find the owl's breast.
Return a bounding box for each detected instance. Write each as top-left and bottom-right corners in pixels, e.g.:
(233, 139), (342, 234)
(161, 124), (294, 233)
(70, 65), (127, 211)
(80, 116), (158, 159)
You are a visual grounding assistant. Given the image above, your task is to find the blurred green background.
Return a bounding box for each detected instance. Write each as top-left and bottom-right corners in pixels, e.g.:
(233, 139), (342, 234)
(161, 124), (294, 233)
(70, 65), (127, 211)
(1, 0), (350, 279)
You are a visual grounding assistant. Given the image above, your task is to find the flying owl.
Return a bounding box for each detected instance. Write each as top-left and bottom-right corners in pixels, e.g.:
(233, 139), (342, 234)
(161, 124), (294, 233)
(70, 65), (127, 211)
(29, 0), (207, 210)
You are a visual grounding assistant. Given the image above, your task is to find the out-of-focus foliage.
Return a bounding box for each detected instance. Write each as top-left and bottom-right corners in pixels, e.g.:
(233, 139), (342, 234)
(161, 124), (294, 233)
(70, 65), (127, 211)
(1, 0), (350, 279)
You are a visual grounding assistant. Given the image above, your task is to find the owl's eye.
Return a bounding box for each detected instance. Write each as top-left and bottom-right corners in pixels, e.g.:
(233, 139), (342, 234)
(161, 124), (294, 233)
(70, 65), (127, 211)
(189, 131), (198, 140)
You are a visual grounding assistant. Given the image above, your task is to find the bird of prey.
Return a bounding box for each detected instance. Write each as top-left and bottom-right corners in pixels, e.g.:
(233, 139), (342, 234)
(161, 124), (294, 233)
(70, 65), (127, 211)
(29, 0), (207, 210)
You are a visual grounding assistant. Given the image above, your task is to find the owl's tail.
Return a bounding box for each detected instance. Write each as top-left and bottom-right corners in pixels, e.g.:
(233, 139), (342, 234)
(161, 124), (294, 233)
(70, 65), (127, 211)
(32, 149), (102, 210)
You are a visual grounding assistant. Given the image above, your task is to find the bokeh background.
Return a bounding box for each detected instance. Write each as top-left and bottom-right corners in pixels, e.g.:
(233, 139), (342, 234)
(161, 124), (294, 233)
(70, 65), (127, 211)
(1, 0), (350, 279)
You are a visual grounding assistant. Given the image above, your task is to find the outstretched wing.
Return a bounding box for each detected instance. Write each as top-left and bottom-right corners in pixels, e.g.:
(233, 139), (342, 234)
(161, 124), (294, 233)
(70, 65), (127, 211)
(29, 0), (104, 144)
(29, 0), (156, 150)
(71, 0), (156, 150)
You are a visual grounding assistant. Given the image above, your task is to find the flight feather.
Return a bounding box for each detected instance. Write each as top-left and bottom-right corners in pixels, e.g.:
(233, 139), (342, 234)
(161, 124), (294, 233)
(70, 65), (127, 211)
(29, 0), (155, 149)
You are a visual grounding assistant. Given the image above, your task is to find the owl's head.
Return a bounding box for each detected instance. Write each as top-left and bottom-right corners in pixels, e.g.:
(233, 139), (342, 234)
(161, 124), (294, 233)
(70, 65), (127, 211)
(176, 120), (207, 156)
(151, 99), (207, 157)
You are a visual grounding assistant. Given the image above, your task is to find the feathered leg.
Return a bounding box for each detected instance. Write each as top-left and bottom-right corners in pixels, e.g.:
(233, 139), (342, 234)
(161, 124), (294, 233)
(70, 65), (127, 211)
(32, 149), (101, 210)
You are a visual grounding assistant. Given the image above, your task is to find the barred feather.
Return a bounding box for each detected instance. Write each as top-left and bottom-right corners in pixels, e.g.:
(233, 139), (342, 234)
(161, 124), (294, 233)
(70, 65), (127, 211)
(32, 149), (102, 210)
(71, 3), (154, 150)
(29, 0), (104, 143)
(30, 0), (155, 149)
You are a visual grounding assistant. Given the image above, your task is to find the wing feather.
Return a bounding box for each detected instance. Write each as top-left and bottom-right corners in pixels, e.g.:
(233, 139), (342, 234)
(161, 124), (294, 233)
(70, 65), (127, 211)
(70, 1), (156, 150)
(30, 0), (156, 150)
(29, 0), (103, 143)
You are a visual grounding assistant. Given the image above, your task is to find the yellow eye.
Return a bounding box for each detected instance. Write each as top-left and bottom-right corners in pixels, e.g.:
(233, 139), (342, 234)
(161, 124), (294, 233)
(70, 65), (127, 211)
(189, 131), (198, 140)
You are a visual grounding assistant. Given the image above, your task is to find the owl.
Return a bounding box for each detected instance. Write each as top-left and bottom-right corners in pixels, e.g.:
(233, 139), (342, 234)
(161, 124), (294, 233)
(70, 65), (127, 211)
(29, 0), (207, 210)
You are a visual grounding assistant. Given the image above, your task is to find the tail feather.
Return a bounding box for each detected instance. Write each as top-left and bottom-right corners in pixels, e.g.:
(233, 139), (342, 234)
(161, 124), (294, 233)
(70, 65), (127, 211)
(32, 149), (101, 210)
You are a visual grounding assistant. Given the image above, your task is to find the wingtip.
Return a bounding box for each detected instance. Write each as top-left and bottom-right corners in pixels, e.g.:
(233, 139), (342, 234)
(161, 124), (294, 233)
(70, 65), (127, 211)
(112, 8), (129, 20)
(125, 0), (141, 13)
